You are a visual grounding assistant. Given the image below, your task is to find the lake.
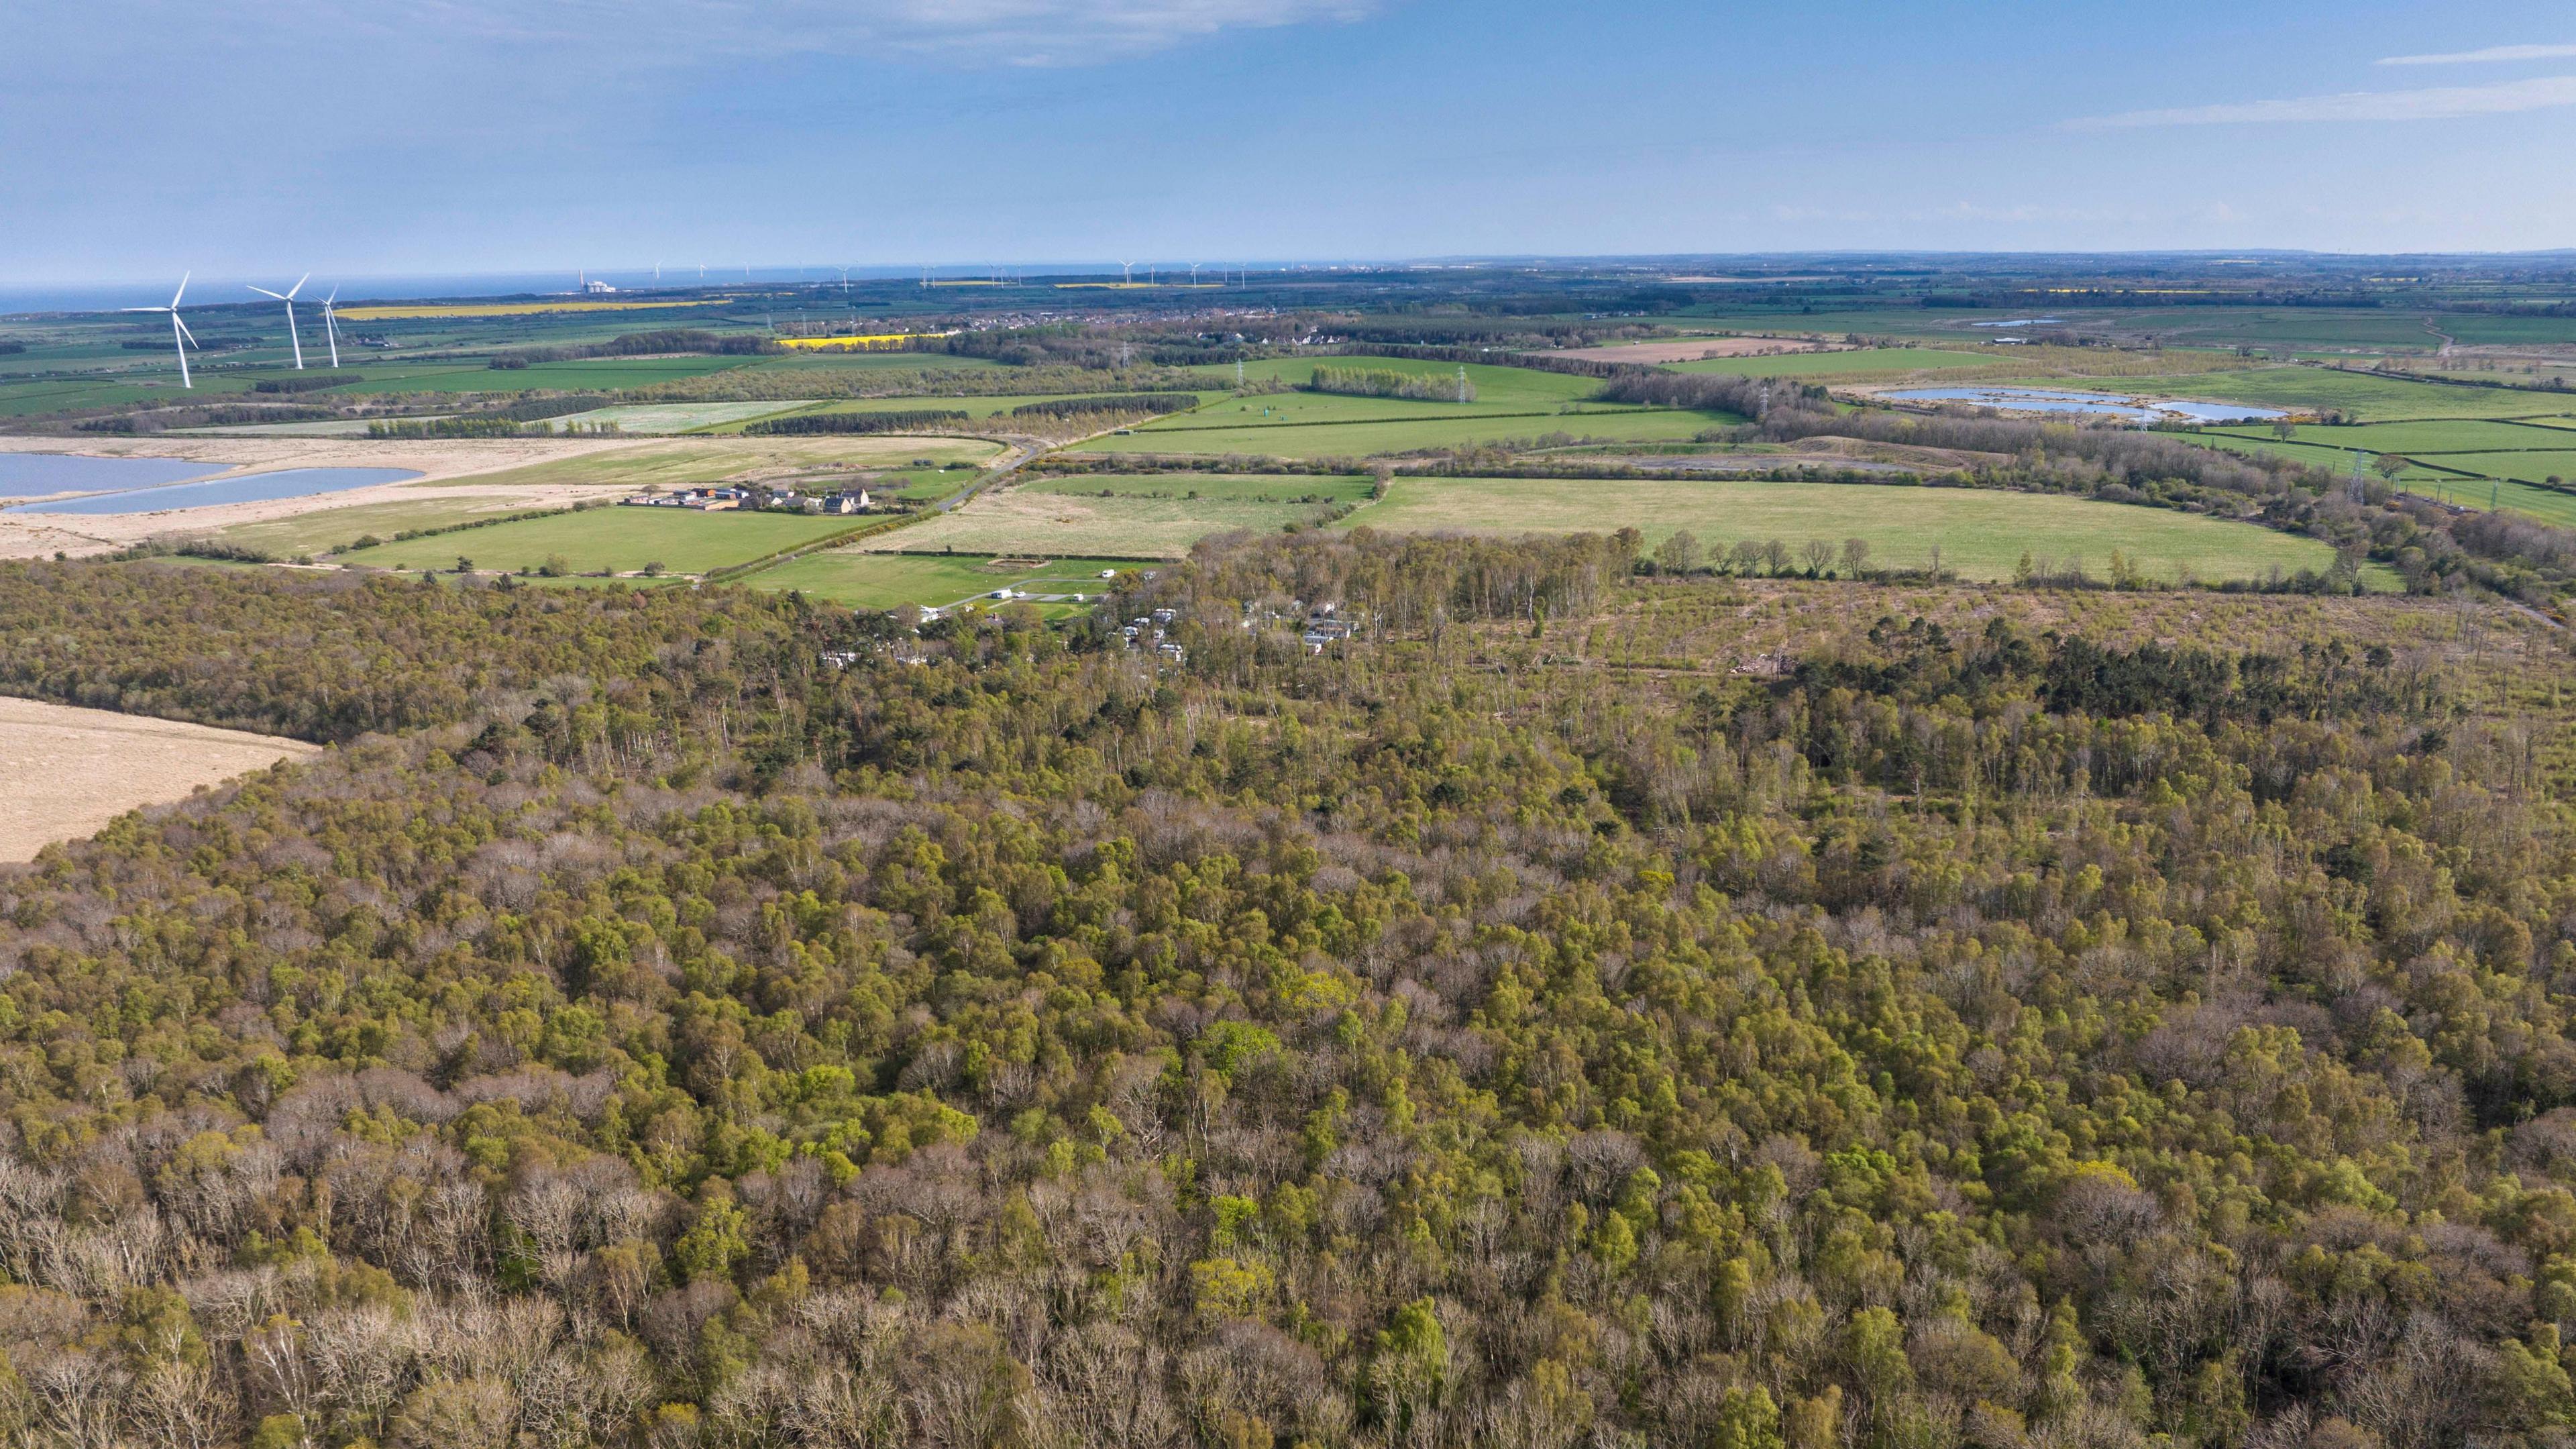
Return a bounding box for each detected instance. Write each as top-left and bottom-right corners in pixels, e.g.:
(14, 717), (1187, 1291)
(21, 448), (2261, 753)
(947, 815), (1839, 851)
(0, 453), (230, 496)
(5, 468), (423, 515)
(1882, 386), (2286, 424)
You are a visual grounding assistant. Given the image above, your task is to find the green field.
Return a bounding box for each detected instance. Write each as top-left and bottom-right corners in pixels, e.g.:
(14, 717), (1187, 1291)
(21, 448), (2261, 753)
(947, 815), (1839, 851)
(341, 506), (869, 576)
(212, 496), (578, 558)
(337, 357), (752, 396)
(1351, 476), (2365, 586)
(2413, 450), (2576, 486)
(1194, 355), (1617, 411)
(2204, 419), (2576, 453)
(2188, 433), (2576, 526)
(746, 551), (1144, 609)
(2188, 434), (2462, 484)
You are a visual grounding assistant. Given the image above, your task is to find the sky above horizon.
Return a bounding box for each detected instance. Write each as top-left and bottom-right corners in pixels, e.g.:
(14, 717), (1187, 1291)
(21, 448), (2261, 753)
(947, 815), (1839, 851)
(11, 0), (2576, 284)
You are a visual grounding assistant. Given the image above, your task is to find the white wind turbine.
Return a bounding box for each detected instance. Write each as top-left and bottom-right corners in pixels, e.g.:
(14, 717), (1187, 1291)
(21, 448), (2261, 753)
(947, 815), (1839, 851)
(248, 274), (311, 369)
(122, 273), (196, 389)
(319, 286), (342, 368)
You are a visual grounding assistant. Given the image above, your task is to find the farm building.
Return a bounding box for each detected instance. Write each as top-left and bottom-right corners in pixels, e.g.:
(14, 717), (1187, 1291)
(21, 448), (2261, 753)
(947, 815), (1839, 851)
(623, 488), (746, 512)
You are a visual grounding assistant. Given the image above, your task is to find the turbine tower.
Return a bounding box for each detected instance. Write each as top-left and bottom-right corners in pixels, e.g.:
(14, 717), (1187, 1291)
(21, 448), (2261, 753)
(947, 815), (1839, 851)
(1120, 261), (1133, 285)
(248, 274), (311, 369)
(121, 273), (195, 389)
(321, 286), (342, 369)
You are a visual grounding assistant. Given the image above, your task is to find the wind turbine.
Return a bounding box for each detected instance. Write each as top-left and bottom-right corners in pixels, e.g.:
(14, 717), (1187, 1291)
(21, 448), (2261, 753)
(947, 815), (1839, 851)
(122, 273), (195, 389)
(1189, 262), (1201, 286)
(320, 286), (342, 368)
(1120, 261), (1133, 285)
(248, 274), (311, 369)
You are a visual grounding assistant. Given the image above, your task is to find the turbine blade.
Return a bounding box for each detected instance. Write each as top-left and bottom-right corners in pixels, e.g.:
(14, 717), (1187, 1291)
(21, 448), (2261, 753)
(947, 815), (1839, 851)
(174, 316), (198, 346)
(171, 272), (189, 308)
(287, 273), (308, 299)
(121, 307), (168, 313)
(249, 286), (284, 299)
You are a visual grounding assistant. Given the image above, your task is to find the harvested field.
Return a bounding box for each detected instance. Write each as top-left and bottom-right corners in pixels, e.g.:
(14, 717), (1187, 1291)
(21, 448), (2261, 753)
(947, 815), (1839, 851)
(853, 484), (1343, 559)
(1548, 337), (1840, 364)
(0, 696), (319, 863)
(1351, 476), (2369, 586)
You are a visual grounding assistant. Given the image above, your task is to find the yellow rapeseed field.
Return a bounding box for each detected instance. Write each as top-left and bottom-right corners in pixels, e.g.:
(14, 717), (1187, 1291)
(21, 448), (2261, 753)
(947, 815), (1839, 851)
(775, 333), (951, 351)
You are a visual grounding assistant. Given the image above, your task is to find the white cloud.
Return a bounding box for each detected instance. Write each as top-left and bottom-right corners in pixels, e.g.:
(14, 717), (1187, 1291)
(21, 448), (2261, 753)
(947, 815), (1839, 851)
(403, 0), (1379, 65)
(2379, 43), (2576, 66)
(2074, 74), (2576, 127)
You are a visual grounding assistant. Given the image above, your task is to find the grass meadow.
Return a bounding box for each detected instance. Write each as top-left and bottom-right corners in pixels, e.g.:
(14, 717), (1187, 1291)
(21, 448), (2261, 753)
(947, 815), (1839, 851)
(2203, 419), (2576, 453)
(213, 498), (576, 558)
(341, 506), (866, 576)
(335, 358), (753, 396)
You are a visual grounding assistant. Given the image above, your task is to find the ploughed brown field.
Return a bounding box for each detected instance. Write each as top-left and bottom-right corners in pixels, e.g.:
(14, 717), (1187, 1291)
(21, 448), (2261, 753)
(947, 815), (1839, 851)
(0, 696), (319, 861)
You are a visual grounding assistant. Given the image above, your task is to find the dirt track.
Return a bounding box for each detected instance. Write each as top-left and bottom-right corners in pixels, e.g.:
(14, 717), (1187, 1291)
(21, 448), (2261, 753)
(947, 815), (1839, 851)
(0, 696), (320, 863)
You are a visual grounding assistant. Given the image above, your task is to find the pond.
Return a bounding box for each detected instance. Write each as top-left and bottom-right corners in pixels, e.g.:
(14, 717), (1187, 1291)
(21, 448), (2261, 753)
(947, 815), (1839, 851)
(1881, 386), (2286, 424)
(0, 453), (230, 495)
(5, 468), (423, 515)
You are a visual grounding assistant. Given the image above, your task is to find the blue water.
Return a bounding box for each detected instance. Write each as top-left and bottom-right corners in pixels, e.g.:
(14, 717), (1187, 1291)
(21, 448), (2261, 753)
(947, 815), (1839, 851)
(0, 454), (230, 494)
(1883, 386), (2286, 424)
(7, 468), (423, 515)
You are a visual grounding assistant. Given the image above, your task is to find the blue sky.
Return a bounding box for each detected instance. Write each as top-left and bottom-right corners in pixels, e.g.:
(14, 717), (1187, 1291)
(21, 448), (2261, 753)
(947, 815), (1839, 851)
(9, 0), (2576, 284)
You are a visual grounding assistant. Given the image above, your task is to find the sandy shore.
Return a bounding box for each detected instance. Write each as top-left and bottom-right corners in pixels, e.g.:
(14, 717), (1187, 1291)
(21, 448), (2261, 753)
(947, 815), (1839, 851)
(0, 435), (655, 558)
(0, 696), (321, 863)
